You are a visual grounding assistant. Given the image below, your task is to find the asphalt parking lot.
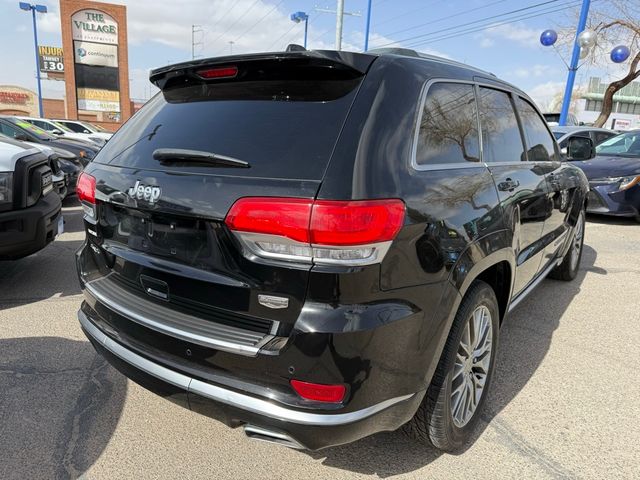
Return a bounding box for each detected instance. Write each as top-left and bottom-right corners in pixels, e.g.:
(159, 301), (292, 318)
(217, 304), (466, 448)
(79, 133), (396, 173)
(1, 197), (639, 480)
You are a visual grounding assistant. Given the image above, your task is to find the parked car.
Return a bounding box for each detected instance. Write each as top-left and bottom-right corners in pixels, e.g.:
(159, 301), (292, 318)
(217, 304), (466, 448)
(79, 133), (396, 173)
(552, 126), (618, 150)
(576, 130), (640, 221)
(0, 138), (62, 259)
(543, 112), (580, 126)
(0, 116), (98, 167)
(19, 116), (107, 147)
(76, 48), (591, 452)
(53, 119), (112, 143)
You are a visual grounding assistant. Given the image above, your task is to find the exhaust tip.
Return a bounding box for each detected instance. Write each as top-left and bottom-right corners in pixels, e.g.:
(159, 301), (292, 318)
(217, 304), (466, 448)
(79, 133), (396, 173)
(244, 425), (305, 450)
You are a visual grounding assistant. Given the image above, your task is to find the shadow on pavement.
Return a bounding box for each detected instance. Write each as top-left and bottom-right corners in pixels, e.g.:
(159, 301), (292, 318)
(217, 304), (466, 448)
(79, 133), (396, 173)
(0, 336), (127, 480)
(306, 245), (597, 478)
(0, 198), (84, 311)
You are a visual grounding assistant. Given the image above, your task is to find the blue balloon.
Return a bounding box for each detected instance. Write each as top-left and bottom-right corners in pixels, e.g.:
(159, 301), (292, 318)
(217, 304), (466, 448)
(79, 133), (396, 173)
(540, 29), (558, 47)
(610, 45), (630, 63)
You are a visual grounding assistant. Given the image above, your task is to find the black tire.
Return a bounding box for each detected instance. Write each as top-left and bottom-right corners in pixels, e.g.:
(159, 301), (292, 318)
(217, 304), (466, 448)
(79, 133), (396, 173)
(404, 280), (500, 451)
(548, 209), (585, 281)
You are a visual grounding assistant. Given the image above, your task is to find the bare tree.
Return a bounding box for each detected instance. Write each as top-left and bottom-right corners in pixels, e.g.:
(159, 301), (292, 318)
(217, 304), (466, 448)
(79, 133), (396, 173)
(559, 1), (640, 127)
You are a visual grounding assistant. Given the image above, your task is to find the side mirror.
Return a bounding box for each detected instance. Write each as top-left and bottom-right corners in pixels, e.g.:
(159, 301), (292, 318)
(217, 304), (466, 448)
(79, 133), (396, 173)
(566, 136), (595, 161)
(52, 129), (64, 135)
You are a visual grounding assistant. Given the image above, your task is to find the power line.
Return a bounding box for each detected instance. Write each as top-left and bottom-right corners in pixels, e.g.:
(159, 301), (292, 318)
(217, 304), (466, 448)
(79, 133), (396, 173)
(233, 0), (285, 43)
(209, 0), (262, 47)
(209, 1), (241, 33)
(405, 0), (596, 48)
(376, 0), (564, 48)
(267, 22), (299, 51)
(373, 0), (451, 29)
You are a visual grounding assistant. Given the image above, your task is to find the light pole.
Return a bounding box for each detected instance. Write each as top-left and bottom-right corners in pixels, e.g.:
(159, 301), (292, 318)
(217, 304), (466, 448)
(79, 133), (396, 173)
(290, 11), (309, 49)
(364, 0), (372, 51)
(558, 0), (591, 126)
(19, 2), (47, 118)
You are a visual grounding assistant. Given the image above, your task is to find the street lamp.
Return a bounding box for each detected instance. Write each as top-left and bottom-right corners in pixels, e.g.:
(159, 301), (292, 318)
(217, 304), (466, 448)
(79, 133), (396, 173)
(290, 11), (309, 49)
(19, 2), (47, 118)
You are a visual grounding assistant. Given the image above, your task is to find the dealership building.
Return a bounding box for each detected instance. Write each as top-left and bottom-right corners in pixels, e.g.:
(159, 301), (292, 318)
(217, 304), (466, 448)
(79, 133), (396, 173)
(0, 0), (136, 131)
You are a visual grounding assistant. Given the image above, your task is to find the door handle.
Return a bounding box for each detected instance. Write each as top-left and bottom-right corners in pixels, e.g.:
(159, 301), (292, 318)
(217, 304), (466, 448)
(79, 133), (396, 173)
(498, 178), (520, 192)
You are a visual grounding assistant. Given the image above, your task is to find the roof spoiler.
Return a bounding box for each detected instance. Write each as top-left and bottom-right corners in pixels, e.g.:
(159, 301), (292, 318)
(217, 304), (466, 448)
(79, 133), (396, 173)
(149, 49), (377, 89)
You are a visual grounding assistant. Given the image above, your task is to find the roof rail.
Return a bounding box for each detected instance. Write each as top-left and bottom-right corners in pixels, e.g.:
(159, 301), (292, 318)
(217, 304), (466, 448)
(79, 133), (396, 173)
(367, 47), (421, 58)
(368, 47), (496, 77)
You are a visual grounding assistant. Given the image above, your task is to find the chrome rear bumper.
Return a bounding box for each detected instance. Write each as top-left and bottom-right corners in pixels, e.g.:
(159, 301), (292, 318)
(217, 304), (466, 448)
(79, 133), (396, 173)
(79, 310), (415, 427)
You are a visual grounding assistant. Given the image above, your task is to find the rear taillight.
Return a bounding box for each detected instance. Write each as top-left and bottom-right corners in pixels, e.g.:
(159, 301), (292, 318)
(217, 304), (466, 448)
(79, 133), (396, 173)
(77, 172), (96, 218)
(225, 197), (405, 266)
(290, 380), (346, 403)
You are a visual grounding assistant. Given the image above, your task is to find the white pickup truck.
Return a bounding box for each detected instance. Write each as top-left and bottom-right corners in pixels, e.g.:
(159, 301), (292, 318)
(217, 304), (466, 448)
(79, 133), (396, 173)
(0, 140), (62, 260)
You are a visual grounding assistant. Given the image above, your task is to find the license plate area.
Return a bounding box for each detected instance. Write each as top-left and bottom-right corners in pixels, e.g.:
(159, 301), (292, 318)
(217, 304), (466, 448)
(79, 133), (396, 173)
(100, 204), (217, 269)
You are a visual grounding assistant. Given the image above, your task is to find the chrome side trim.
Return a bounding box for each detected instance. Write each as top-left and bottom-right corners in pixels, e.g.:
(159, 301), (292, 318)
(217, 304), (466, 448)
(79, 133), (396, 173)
(508, 256), (561, 313)
(79, 311), (415, 427)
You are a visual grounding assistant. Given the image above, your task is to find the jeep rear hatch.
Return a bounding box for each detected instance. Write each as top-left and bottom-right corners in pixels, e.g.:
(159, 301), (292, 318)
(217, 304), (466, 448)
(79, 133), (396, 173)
(99, 51), (376, 180)
(82, 51), (376, 351)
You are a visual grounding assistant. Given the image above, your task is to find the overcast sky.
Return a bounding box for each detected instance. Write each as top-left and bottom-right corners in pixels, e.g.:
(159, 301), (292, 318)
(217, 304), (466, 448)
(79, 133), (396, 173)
(0, 0), (629, 109)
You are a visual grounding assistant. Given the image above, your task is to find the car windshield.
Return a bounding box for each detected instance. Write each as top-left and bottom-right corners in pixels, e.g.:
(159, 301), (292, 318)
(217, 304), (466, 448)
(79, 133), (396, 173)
(81, 121), (102, 132)
(595, 131), (640, 157)
(11, 119), (56, 141)
(51, 121), (74, 133)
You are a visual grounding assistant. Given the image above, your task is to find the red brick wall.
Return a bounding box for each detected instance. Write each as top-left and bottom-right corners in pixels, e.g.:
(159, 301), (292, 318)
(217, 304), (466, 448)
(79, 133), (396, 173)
(43, 98), (66, 119)
(59, 0), (131, 127)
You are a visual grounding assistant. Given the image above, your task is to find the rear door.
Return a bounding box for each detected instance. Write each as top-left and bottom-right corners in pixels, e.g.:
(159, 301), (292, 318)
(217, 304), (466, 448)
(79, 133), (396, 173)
(515, 96), (570, 268)
(478, 86), (550, 295)
(85, 54), (371, 332)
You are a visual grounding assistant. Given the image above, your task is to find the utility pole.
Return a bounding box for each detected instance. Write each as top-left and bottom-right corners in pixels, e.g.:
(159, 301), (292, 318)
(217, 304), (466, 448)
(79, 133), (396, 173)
(229, 41), (235, 54)
(316, 2), (361, 51)
(191, 24), (203, 60)
(335, 0), (344, 50)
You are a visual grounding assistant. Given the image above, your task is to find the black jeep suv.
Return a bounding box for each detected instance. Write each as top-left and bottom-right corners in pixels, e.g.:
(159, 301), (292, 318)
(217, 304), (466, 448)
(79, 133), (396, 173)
(76, 48), (591, 451)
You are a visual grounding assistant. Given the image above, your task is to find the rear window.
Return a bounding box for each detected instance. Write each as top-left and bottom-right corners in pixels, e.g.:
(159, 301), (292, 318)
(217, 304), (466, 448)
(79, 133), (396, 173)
(96, 64), (363, 180)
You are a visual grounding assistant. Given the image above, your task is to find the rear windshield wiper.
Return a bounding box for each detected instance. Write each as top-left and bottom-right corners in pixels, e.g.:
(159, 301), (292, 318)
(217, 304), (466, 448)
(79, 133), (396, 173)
(153, 148), (250, 168)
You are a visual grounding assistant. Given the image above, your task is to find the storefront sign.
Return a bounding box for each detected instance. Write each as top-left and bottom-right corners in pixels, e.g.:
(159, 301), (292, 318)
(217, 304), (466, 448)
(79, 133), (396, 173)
(77, 88), (120, 112)
(74, 41), (117, 68)
(0, 91), (30, 105)
(72, 10), (118, 45)
(38, 46), (64, 73)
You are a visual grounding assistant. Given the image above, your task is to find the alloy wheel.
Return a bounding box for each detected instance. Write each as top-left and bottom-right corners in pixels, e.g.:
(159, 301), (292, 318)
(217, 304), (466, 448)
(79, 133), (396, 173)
(450, 305), (493, 428)
(570, 211), (585, 272)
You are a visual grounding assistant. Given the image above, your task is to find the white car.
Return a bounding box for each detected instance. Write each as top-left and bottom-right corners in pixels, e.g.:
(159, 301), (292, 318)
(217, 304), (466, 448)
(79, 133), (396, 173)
(19, 117), (108, 147)
(51, 119), (112, 144)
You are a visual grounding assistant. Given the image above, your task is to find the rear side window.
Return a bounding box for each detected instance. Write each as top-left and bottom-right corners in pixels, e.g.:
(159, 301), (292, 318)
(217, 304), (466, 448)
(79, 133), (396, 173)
(0, 122), (21, 139)
(477, 87), (526, 163)
(97, 62), (363, 181)
(516, 97), (558, 162)
(415, 82), (480, 166)
(593, 131), (614, 145)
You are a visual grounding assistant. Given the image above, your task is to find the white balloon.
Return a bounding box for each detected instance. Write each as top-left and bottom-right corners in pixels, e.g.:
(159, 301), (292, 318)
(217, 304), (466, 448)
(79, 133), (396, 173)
(577, 30), (597, 48)
(579, 46), (590, 59)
